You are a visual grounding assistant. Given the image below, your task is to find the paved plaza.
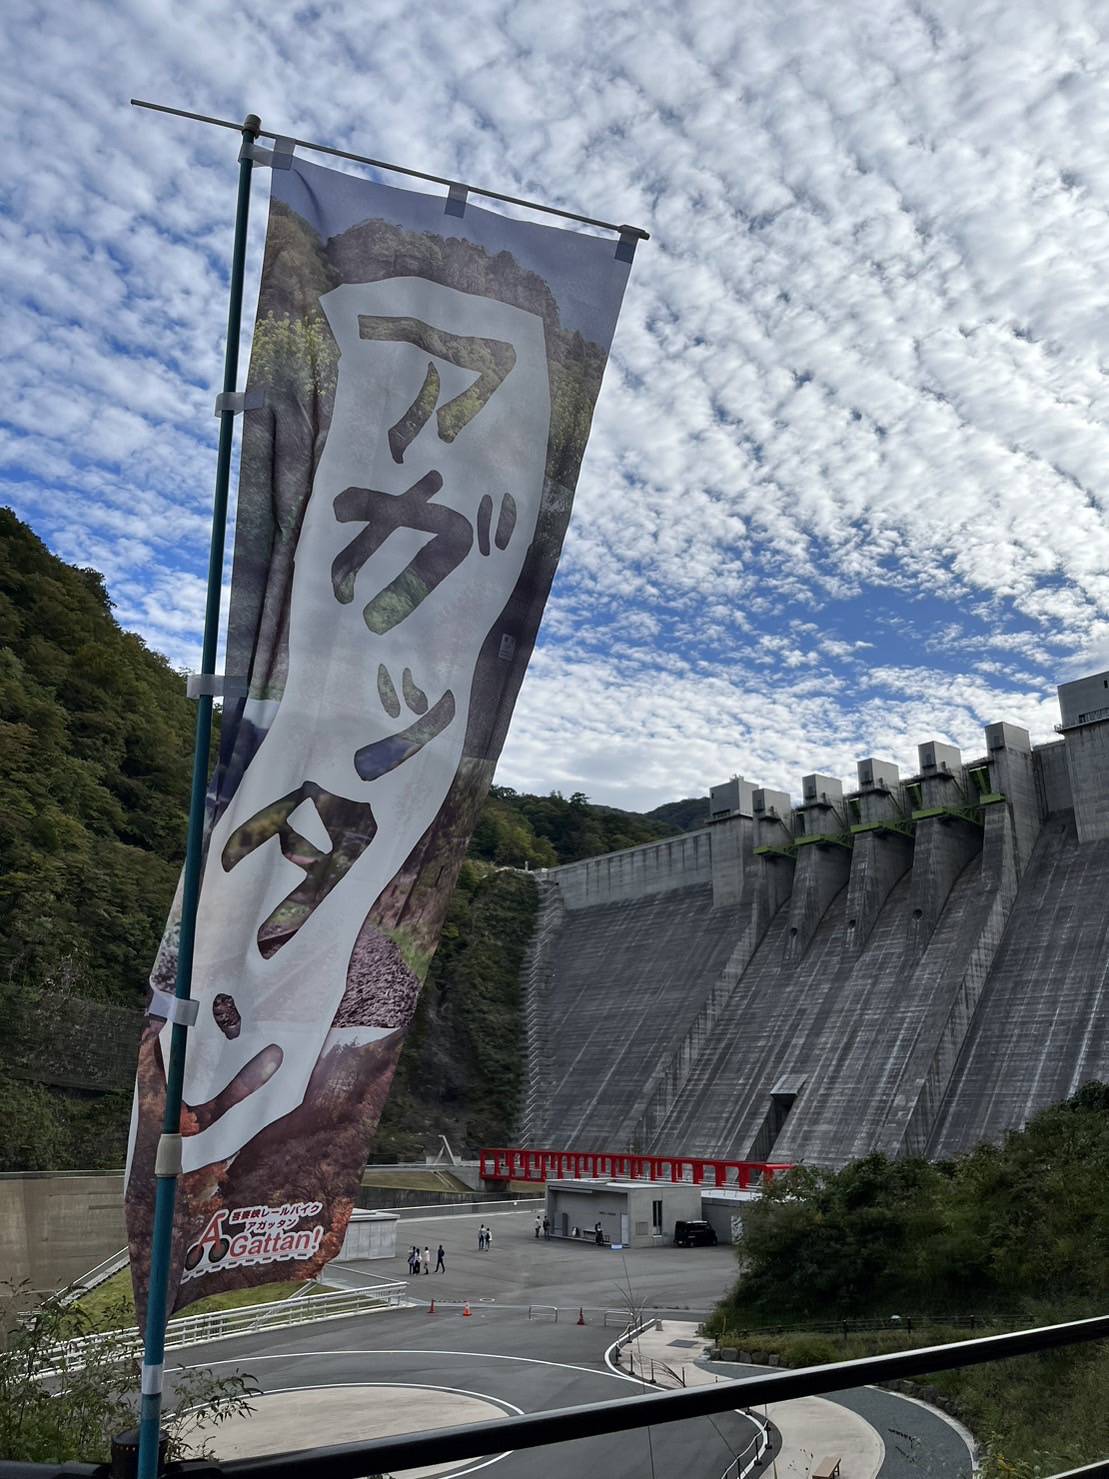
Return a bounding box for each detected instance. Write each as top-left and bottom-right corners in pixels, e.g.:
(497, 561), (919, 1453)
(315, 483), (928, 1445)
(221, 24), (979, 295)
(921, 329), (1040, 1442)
(169, 1205), (973, 1479)
(349, 1204), (738, 1316)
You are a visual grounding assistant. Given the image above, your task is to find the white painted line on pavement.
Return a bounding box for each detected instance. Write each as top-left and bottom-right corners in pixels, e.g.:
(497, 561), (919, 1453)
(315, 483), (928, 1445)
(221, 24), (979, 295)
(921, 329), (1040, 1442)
(192, 1379), (519, 1478)
(193, 1346), (640, 1384)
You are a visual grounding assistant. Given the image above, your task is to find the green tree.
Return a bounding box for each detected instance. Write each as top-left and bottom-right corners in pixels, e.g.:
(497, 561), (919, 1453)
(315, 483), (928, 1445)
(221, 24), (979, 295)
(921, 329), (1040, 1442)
(0, 1281), (257, 1463)
(717, 1083), (1109, 1325)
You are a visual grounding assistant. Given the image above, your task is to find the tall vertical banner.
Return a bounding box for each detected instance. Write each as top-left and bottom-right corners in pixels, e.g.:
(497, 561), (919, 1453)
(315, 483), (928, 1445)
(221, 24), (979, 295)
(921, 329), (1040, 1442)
(125, 156), (634, 1319)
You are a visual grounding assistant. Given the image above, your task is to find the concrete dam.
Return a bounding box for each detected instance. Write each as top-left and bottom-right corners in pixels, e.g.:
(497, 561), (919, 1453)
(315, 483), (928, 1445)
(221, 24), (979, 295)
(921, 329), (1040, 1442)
(517, 672), (1109, 1167)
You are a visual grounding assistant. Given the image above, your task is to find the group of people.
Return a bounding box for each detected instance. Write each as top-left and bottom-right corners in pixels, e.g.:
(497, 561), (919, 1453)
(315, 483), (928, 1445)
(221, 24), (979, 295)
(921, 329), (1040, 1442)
(407, 1243), (446, 1274)
(405, 1223), (498, 1269)
(404, 1212), (606, 1273)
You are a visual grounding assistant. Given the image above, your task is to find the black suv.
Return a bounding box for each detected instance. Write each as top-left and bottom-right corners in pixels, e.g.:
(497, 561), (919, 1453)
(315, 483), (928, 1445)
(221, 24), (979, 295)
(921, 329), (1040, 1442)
(673, 1219), (718, 1247)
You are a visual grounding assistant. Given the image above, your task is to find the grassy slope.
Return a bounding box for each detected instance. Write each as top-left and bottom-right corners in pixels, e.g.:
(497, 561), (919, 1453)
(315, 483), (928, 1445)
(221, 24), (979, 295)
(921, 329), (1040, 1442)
(77, 1269), (314, 1331)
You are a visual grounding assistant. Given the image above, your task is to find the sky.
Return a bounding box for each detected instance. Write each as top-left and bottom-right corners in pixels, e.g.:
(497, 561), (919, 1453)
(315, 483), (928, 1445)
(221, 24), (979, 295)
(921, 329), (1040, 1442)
(4, 0), (1109, 812)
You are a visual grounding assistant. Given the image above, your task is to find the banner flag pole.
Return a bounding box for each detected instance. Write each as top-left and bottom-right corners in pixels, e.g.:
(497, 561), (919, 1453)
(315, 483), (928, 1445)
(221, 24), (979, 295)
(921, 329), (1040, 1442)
(129, 97), (649, 243)
(135, 111), (261, 1479)
(126, 99), (641, 1472)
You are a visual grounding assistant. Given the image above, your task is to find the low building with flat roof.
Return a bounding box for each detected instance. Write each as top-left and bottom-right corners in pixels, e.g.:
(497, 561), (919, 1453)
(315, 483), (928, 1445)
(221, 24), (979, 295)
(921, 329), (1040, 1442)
(545, 1178), (701, 1248)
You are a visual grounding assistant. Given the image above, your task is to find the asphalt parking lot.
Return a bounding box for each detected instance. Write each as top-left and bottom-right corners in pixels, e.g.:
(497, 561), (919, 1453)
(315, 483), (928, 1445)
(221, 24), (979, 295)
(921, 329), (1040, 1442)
(352, 1205), (738, 1316)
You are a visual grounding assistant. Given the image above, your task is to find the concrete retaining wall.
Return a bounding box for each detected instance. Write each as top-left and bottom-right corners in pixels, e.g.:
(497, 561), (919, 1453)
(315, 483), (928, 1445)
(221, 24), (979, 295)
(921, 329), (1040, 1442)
(0, 1172), (125, 1290)
(336, 1210), (397, 1261)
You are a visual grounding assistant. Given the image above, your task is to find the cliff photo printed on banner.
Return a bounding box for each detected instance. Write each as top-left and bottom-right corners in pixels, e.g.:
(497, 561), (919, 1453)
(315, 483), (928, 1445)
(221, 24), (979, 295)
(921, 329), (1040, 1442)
(125, 157), (634, 1319)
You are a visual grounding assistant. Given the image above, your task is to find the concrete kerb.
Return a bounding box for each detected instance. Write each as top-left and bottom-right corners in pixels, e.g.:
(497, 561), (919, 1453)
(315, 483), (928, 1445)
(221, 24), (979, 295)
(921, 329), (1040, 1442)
(605, 1322), (773, 1478)
(709, 1352), (976, 1479)
(415, 1299), (645, 1327)
(185, 1380), (522, 1474)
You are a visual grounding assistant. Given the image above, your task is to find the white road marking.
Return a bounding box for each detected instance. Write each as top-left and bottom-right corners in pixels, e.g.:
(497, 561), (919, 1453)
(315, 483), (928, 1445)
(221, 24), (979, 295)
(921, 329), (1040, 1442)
(188, 1345), (639, 1384)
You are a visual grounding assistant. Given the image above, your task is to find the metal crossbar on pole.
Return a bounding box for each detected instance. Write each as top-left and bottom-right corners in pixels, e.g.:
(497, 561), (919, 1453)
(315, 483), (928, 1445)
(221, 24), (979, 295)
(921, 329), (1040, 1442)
(134, 111), (261, 1479)
(129, 98), (649, 240)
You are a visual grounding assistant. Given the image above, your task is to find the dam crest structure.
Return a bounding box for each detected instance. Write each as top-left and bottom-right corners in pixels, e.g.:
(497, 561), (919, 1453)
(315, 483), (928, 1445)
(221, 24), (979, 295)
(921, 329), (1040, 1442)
(515, 670), (1109, 1167)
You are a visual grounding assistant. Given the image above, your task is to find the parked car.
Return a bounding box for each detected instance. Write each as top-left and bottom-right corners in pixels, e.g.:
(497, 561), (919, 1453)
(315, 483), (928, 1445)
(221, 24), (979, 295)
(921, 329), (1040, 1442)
(673, 1219), (718, 1247)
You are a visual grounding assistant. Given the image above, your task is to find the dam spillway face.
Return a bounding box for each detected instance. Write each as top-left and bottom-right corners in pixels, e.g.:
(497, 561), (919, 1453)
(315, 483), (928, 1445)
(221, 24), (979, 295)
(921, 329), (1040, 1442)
(515, 674), (1109, 1166)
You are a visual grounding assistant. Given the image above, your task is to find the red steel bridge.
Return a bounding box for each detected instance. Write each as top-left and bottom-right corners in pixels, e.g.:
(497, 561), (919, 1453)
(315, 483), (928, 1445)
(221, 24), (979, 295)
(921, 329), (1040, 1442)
(479, 1145), (794, 1189)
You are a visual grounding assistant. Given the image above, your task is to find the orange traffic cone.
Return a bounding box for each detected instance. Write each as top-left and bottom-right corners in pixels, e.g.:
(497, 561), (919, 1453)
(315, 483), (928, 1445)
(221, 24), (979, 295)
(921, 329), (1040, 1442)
(577, 1307), (585, 1326)
(427, 1299), (436, 1315)
(463, 1301), (472, 1316)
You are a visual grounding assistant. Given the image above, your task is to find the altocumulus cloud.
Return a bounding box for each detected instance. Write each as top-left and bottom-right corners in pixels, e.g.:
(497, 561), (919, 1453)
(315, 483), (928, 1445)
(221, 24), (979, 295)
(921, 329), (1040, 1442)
(3, 0), (1109, 807)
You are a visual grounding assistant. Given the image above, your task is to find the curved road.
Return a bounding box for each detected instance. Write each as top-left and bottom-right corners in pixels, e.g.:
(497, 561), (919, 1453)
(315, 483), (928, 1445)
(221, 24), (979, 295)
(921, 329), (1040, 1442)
(160, 1206), (972, 1479)
(705, 1361), (974, 1479)
(168, 1307), (763, 1479)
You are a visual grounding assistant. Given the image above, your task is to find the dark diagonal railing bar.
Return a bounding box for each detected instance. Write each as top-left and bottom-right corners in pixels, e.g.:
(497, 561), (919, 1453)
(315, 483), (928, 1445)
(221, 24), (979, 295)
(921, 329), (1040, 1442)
(214, 1313), (1109, 1479)
(1, 1314), (1105, 1479)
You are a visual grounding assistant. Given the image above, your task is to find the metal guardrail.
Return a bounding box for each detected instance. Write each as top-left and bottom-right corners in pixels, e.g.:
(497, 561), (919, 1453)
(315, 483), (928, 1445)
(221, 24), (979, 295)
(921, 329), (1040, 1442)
(0, 1170), (126, 1180)
(522, 1303), (630, 1325)
(715, 1311), (1025, 1341)
(57, 1248), (130, 1306)
(5, 1312), (1108, 1479)
(47, 1282), (409, 1368)
(718, 1413), (772, 1479)
(381, 1195), (544, 1219)
(480, 1145), (793, 1188)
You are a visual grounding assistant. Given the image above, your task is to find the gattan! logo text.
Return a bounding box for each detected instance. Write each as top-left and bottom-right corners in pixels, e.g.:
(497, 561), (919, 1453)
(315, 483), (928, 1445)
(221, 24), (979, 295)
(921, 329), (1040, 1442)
(182, 1202), (325, 1281)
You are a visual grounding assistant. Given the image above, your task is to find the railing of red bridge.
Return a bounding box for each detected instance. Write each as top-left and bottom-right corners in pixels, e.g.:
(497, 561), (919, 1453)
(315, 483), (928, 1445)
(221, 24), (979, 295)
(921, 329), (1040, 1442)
(478, 1145), (794, 1187)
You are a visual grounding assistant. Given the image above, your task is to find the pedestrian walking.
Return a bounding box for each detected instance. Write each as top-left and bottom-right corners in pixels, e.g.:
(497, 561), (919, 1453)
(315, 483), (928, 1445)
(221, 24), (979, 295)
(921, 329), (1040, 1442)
(435, 1244), (446, 1273)
(534, 1214), (542, 1239)
(407, 1245), (417, 1275)
(543, 1215), (551, 1241)
(478, 1223), (487, 1251)
(486, 1224), (494, 1250)
(423, 1245), (431, 1274)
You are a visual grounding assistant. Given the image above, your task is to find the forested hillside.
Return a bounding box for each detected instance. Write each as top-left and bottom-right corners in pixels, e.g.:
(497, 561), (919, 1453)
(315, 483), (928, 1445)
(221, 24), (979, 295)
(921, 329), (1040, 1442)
(0, 509), (201, 1007)
(0, 511), (206, 1168)
(468, 786), (691, 868)
(0, 510), (704, 1169)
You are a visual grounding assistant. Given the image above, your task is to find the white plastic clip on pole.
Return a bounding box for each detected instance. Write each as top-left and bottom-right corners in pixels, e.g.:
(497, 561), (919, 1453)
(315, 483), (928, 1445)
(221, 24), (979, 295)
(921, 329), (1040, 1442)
(213, 387), (266, 416)
(185, 673), (248, 699)
(239, 135), (295, 170)
(149, 988), (199, 1026)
